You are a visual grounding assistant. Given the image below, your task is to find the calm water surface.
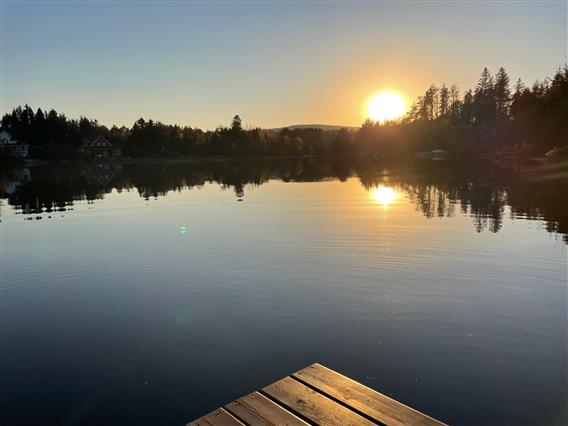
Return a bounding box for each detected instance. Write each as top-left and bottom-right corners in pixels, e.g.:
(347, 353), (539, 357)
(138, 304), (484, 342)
(1, 160), (567, 425)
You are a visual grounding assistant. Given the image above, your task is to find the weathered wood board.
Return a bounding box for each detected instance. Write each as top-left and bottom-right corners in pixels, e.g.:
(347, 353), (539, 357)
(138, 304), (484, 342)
(187, 363), (446, 426)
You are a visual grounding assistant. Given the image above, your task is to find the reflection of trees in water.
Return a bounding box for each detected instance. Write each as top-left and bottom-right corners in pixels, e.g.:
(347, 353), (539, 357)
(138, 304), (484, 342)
(506, 169), (568, 239)
(383, 162), (566, 240)
(357, 160), (566, 242)
(399, 182), (506, 234)
(2, 158), (566, 243)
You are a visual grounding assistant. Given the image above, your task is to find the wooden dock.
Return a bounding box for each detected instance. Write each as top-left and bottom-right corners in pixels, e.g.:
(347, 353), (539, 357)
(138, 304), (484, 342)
(187, 363), (446, 426)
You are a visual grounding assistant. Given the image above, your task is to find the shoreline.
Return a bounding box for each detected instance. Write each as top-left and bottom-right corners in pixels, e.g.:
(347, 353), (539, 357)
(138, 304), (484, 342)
(17, 154), (331, 168)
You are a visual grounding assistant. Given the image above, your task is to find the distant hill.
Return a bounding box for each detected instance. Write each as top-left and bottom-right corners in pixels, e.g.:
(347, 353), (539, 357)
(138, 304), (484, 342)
(270, 124), (359, 131)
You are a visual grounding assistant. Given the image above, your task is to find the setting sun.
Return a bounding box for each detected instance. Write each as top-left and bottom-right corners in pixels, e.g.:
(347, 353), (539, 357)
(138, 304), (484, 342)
(367, 92), (406, 123)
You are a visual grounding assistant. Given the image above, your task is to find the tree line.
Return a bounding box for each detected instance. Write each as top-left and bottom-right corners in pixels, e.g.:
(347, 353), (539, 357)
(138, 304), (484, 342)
(2, 64), (566, 160)
(355, 65), (567, 158)
(0, 107), (347, 159)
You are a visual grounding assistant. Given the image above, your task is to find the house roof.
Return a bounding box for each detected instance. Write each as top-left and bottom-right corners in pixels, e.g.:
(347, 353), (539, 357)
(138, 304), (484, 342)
(0, 129), (13, 140)
(92, 135), (112, 145)
(84, 135), (121, 149)
(0, 128), (27, 145)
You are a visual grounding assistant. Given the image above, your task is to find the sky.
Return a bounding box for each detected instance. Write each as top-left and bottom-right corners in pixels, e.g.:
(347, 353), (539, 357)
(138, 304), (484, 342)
(1, 1), (566, 130)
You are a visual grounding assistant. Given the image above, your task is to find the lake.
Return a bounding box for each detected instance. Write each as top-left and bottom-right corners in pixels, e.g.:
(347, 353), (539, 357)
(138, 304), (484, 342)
(1, 158), (566, 425)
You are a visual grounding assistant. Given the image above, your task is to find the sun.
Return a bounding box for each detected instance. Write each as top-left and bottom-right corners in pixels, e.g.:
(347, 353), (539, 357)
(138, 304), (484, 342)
(367, 91), (406, 123)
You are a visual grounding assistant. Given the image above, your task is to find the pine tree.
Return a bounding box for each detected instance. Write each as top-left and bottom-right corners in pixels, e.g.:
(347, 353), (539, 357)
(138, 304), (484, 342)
(424, 85), (439, 120)
(231, 115), (242, 132)
(449, 85), (461, 120)
(494, 67), (511, 118)
(473, 67), (496, 127)
(462, 90), (474, 125)
(439, 84), (449, 117)
(516, 78), (526, 94)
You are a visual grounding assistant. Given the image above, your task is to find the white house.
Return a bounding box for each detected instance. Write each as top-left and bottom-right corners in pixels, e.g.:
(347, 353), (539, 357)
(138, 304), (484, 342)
(0, 129), (12, 142)
(0, 129), (29, 158)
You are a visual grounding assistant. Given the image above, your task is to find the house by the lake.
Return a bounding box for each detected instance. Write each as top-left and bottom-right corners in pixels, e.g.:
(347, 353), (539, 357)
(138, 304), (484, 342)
(80, 135), (122, 158)
(0, 129), (29, 158)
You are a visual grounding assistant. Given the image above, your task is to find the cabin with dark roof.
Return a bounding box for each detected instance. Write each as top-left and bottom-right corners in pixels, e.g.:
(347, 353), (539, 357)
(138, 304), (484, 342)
(80, 135), (121, 158)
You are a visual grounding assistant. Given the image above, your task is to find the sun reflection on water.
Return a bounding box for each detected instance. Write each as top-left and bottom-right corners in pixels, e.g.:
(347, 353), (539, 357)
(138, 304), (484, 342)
(370, 185), (398, 206)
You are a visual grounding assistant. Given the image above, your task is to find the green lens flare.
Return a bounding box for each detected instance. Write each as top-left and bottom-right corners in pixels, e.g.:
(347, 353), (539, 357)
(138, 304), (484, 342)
(179, 226), (187, 235)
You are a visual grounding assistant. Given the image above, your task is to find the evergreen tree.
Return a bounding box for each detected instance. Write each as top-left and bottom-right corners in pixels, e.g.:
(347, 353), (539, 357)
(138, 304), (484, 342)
(35, 108), (45, 122)
(448, 85), (461, 121)
(473, 67), (495, 127)
(424, 85), (439, 120)
(514, 78), (525, 94)
(439, 84), (449, 117)
(462, 90), (474, 125)
(494, 67), (511, 118)
(231, 115), (242, 132)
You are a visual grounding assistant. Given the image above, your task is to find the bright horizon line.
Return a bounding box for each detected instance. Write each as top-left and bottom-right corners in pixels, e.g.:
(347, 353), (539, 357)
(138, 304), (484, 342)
(5, 63), (563, 131)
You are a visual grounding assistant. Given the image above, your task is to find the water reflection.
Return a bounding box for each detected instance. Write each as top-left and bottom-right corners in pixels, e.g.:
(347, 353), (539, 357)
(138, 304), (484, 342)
(370, 185), (398, 206)
(1, 158), (567, 242)
(2, 158), (567, 426)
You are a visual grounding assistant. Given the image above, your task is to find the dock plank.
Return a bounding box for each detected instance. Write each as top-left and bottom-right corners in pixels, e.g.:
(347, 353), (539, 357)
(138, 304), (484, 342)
(187, 407), (244, 426)
(262, 376), (376, 426)
(187, 363), (446, 426)
(224, 391), (309, 426)
(292, 363), (445, 426)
